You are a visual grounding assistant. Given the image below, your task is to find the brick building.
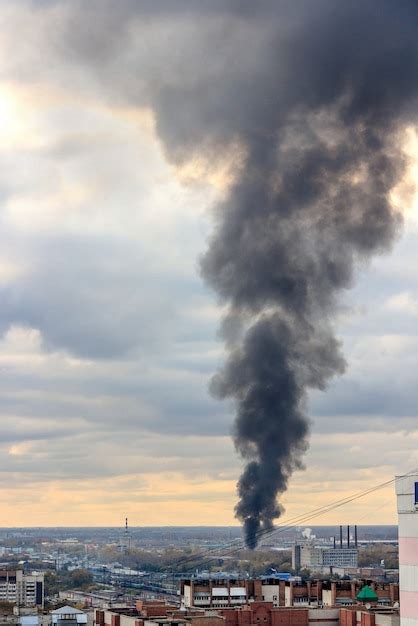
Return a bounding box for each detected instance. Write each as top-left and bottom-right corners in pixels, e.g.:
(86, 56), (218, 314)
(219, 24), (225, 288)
(340, 607), (399, 626)
(95, 601), (224, 626)
(181, 579), (398, 609)
(96, 602), (399, 626)
(321, 582), (398, 607)
(217, 602), (339, 626)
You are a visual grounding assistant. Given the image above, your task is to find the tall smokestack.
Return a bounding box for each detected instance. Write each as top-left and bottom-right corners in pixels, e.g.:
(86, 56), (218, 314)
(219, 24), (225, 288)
(333, 536), (336, 549)
(347, 525), (350, 548)
(340, 526), (343, 549)
(355, 526), (358, 548)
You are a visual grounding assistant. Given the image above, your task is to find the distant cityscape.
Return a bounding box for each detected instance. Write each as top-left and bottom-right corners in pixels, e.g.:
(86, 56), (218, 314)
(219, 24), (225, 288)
(0, 478), (416, 626)
(0, 521), (401, 619)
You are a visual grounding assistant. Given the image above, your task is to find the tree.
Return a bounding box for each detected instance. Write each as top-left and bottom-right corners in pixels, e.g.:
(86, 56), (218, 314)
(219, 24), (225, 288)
(68, 569), (93, 589)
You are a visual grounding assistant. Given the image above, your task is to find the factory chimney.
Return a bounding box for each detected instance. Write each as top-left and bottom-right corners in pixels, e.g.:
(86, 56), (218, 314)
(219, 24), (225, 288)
(354, 525), (358, 548)
(333, 536), (336, 549)
(347, 525), (350, 548)
(340, 525), (343, 548)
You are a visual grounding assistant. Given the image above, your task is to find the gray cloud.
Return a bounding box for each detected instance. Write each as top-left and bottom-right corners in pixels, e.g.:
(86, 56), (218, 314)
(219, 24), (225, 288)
(0, 0), (416, 527)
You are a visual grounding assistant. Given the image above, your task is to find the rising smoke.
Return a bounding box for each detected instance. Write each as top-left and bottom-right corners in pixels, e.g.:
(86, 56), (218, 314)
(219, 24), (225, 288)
(37, 0), (418, 548)
(196, 1), (418, 547)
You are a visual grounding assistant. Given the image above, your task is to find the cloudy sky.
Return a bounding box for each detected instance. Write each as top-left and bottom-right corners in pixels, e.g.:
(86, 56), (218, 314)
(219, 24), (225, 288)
(0, 0), (417, 527)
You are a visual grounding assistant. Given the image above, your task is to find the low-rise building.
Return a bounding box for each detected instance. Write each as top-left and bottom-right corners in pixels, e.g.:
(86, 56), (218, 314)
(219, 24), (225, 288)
(95, 603), (223, 626)
(181, 579), (399, 609)
(321, 581), (398, 608)
(98, 601), (400, 626)
(51, 606), (88, 626)
(182, 579), (250, 609)
(182, 578), (292, 609)
(58, 590), (123, 609)
(340, 607), (399, 626)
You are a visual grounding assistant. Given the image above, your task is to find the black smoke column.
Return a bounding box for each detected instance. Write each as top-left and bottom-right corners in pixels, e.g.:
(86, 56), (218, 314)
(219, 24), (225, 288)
(198, 1), (418, 548)
(49, 2), (418, 547)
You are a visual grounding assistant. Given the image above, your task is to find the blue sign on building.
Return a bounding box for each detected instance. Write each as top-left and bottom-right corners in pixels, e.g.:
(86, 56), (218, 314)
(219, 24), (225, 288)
(415, 481), (418, 504)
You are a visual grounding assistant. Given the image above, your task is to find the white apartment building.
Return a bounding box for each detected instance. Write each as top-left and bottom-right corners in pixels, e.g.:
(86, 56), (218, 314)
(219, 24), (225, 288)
(0, 570), (44, 607)
(182, 581), (248, 608)
(396, 473), (418, 626)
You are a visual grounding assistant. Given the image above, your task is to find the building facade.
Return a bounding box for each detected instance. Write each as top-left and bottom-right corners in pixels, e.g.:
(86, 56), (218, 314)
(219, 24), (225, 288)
(51, 606), (89, 626)
(0, 571), (44, 607)
(181, 578), (398, 609)
(396, 473), (418, 626)
(182, 579), (255, 609)
(296, 545), (358, 572)
(96, 601), (399, 626)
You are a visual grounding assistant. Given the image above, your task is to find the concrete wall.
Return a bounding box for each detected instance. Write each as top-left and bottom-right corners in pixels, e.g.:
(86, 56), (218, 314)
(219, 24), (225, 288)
(260, 585), (280, 607)
(322, 591), (333, 607)
(183, 587), (192, 609)
(396, 474), (418, 626)
(119, 615), (136, 626)
(375, 614), (400, 626)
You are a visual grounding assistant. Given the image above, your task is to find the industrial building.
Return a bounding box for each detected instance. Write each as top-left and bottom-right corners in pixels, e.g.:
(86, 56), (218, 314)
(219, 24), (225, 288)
(292, 526), (358, 573)
(396, 473), (418, 626)
(0, 570), (44, 607)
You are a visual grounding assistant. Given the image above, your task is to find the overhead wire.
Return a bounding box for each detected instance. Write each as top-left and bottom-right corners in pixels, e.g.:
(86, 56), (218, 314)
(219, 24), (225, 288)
(166, 468), (415, 571)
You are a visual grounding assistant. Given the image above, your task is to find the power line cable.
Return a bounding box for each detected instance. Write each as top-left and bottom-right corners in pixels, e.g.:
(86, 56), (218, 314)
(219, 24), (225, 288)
(167, 468), (415, 570)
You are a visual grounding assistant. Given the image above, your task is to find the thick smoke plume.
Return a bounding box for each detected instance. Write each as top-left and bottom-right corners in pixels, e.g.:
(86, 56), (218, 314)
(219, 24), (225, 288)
(194, 1), (418, 548)
(39, 0), (418, 548)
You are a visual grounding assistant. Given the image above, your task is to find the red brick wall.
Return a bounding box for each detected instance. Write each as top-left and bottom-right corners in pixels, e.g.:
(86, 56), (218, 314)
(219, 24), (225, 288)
(144, 607), (169, 617)
(271, 609), (308, 626)
(190, 616), (225, 626)
(95, 611), (105, 626)
(111, 615), (120, 626)
(360, 613), (375, 626)
(219, 607), (253, 626)
(279, 581), (285, 607)
(340, 609), (356, 626)
(254, 581), (263, 601)
(218, 609), (239, 626)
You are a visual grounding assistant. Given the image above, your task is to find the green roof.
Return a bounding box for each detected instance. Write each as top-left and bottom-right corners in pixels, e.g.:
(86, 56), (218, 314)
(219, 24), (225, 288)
(356, 585), (378, 601)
